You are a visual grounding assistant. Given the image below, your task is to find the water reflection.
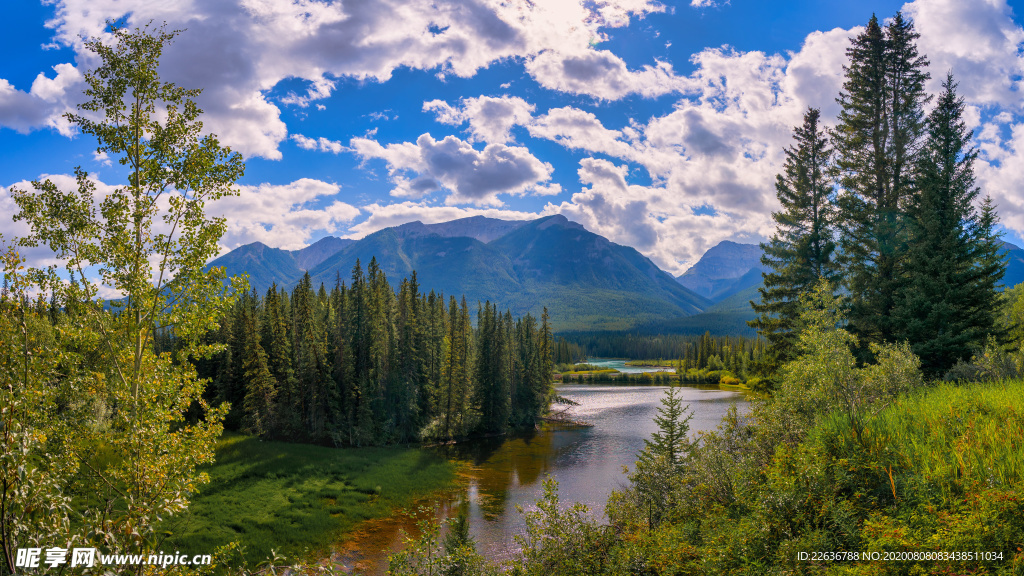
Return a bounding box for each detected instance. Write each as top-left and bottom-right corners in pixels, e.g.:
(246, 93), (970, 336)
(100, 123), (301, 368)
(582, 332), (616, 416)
(340, 384), (748, 573)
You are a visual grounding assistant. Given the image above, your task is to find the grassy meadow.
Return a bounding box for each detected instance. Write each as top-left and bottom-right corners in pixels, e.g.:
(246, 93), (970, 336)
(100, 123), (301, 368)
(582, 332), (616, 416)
(163, 433), (459, 565)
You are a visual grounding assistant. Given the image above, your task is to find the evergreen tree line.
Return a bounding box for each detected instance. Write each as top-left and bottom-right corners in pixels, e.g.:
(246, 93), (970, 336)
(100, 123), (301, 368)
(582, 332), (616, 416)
(752, 12), (1006, 378)
(552, 337), (587, 365)
(192, 258), (554, 445)
(558, 331), (766, 371)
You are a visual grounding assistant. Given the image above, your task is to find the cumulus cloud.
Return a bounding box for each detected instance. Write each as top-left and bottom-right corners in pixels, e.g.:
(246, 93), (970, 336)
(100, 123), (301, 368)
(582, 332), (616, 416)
(292, 133), (347, 153)
(528, 107), (636, 158)
(351, 133), (555, 205)
(0, 63), (82, 136)
(525, 50), (686, 100)
(208, 178), (360, 251)
(424, 95), (535, 143)
(976, 122), (1024, 235)
(23, 0), (668, 158)
(906, 0), (1024, 108)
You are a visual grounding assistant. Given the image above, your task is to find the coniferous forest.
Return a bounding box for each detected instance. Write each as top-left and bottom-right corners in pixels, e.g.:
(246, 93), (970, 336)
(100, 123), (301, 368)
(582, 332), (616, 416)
(183, 258), (554, 445)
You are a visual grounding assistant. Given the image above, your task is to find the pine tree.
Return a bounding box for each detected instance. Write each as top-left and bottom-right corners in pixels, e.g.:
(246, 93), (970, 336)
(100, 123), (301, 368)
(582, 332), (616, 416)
(631, 386), (692, 528)
(367, 257), (396, 440)
(394, 275), (424, 441)
(833, 12), (930, 354)
(476, 302), (511, 435)
(263, 284), (298, 437)
(241, 292), (277, 437)
(895, 75), (1006, 375)
(440, 296), (461, 440)
(751, 108), (838, 373)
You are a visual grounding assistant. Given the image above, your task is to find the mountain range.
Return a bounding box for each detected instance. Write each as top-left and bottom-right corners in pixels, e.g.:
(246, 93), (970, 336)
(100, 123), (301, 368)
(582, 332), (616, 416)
(210, 215), (708, 331)
(208, 216), (1024, 334)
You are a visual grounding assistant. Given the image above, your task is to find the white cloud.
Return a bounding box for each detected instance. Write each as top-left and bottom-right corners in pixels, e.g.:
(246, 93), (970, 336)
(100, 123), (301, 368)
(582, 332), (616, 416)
(528, 106), (636, 159)
(424, 95), (535, 143)
(351, 133), (555, 205)
(976, 122), (1024, 234)
(93, 150), (112, 166)
(209, 178), (360, 251)
(525, 50), (686, 100)
(292, 133), (346, 153)
(906, 0), (1024, 109)
(26, 0), (668, 158)
(0, 63), (82, 136)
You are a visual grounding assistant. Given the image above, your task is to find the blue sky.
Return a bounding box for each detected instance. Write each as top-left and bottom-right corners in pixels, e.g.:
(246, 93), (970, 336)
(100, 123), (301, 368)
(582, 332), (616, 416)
(3, 0), (1024, 275)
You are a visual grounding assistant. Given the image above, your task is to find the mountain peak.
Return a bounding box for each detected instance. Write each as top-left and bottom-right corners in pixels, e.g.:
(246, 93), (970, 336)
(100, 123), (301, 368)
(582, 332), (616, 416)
(677, 241), (766, 301)
(292, 236), (354, 270)
(422, 216), (528, 243)
(536, 213), (584, 231)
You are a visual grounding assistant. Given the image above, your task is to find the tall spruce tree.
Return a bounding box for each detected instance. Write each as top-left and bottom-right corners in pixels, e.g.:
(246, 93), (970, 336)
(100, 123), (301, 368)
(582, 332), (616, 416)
(895, 75), (1005, 376)
(750, 107), (838, 371)
(241, 291), (277, 437)
(832, 12), (930, 353)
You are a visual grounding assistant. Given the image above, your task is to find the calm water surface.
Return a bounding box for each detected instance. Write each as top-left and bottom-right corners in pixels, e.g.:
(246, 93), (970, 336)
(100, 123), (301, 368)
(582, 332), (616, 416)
(579, 357), (675, 374)
(341, 384), (748, 572)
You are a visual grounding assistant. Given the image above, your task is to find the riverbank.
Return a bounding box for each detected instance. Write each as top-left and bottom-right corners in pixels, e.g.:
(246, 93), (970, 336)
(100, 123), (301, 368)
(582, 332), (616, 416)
(605, 378), (1024, 574)
(163, 433), (460, 565)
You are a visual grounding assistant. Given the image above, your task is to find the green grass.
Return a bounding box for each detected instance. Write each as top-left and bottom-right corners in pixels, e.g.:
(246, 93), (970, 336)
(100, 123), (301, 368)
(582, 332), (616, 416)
(809, 378), (1024, 569)
(163, 433), (459, 565)
(822, 378), (1024, 505)
(623, 360), (676, 367)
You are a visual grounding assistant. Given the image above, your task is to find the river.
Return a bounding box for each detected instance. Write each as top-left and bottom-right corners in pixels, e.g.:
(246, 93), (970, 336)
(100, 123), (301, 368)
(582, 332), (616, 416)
(339, 375), (748, 573)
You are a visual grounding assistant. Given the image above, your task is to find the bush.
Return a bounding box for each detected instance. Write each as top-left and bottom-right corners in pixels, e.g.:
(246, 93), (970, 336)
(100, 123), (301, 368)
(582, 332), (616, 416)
(944, 335), (1023, 382)
(754, 281), (923, 455)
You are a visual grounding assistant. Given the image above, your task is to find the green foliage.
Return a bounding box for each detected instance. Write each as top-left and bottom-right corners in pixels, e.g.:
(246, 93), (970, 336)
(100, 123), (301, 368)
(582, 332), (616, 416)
(1001, 282), (1024, 345)
(387, 506), (487, 576)
(895, 74), (1006, 376)
(0, 250), (77, 574)
(629, 387), (693, 529)
(755, 280), (923, 452)
(513, 477), (613, 576)
(751, 107), (839, 368)
(943, 335), (1023, 383)
(3, 22), (241, 573)
(833, 13), (932, 356)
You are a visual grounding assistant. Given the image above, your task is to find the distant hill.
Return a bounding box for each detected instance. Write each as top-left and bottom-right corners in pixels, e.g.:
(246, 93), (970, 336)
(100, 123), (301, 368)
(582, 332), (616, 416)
(676, 241), (766, 302)
(1004, 242), (1024, 290)
(208, 237), (353, 291)
(306, 215), (709, 331)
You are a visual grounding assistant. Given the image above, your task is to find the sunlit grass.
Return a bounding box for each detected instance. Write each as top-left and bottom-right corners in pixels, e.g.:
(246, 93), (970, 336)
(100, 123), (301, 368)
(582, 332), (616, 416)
(820, 378), (1024, 504)
(163, 433), (458, 564)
